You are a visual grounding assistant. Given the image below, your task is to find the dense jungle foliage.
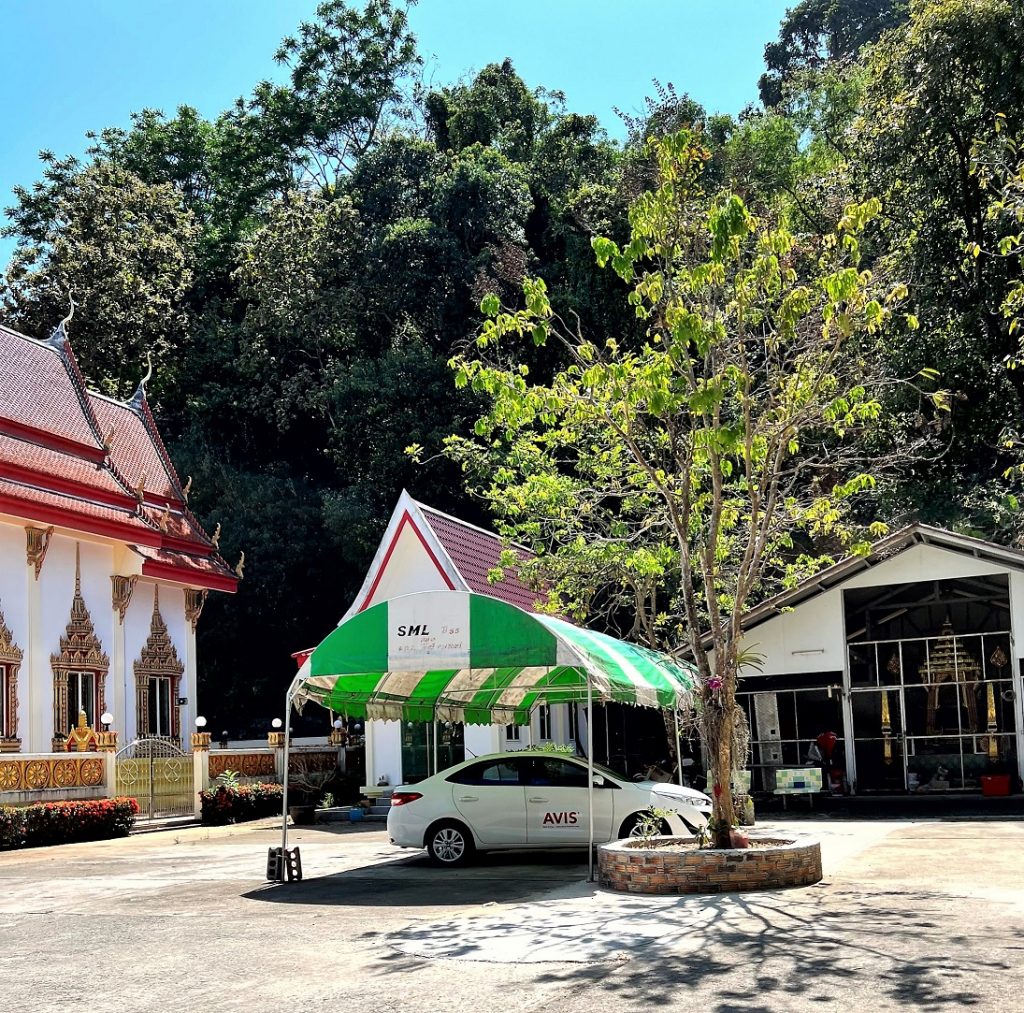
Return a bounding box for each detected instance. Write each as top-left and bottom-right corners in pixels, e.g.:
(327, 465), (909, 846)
(3, 0), (1024, 731)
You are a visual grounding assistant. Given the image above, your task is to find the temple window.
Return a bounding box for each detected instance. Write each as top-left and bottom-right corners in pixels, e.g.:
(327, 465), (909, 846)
(65, 670), (97, 730)
(146, 676), (174, 737)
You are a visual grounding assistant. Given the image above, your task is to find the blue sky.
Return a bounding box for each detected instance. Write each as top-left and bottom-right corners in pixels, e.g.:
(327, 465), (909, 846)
(0, 1), (790, 266)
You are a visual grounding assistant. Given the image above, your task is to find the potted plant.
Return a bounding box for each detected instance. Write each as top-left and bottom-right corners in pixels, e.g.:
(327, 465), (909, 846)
(288, 761), (335, 825)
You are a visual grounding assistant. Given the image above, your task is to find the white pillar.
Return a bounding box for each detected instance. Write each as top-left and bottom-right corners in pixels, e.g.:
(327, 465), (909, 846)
(25, 550), (46, 753)
(183, 612), (198, 751)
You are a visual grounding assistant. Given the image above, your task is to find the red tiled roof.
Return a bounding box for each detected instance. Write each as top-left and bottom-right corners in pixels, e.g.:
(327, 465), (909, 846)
(0, 325), (104, 451)
(89, 394), (177, 500)
(0, 322), (235, 593)
(0, 433), (132, 502)
(133, 544), (236, 585)
(0, 478), (158, 535)
(416, 502), (544, 612)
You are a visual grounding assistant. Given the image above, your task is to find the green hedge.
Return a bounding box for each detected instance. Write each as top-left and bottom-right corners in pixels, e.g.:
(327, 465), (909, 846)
(0, 797), (140, 849)
(200, 783), (283, 825)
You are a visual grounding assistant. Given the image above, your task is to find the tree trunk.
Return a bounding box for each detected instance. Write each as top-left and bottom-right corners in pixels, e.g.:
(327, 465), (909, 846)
(703, 664), (737, 848)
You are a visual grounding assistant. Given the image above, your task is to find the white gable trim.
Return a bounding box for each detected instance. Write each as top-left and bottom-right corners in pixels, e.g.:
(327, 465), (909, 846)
(339, 490), (468, 622)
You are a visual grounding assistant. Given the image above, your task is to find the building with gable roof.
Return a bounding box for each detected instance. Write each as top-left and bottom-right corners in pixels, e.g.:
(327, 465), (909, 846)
(732, 523), (1024, 795)
(309, 491), (578, 785)
(0, 322), (237, 752)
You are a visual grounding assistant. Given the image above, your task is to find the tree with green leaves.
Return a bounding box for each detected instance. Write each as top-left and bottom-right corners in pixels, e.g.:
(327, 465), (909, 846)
(444, 132), (937, 845)
(1, 162), (198, 403)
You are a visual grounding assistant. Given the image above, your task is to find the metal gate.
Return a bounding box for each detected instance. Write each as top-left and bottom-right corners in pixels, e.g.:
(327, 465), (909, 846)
(115, 738), (194, 818)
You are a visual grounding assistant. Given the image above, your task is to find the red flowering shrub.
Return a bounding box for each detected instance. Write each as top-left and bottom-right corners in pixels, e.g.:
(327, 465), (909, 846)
(200, 782), (283, 825)
(0, 797), (139, 849)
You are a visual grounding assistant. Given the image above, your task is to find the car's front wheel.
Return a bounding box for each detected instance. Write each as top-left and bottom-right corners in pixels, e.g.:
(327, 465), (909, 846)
(426, 820), (475, 867)
(619, 813), (671, 839)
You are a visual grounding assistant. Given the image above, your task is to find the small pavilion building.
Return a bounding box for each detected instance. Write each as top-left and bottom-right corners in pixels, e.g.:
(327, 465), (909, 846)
(0, 322), (237, 752)
(326, 491), (578, 785)
(736, 524), (1024, 795)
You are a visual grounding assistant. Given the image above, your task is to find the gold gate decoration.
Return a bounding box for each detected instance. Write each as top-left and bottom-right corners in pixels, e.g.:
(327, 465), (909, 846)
(115, 737), (193, 818)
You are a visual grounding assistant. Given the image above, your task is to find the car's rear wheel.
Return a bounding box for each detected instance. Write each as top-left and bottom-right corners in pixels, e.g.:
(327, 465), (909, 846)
(619, 813), (671, 839)
(426, 820), (475, 866)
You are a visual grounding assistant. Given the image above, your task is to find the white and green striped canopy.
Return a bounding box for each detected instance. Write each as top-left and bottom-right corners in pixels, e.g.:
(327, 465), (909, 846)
(295, 591), (697, 725)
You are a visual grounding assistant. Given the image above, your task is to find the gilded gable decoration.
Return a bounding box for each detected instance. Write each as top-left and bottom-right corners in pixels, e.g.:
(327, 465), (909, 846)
(134, 586), (185, 738)
(184, 588), (208, 631)
(111, 575), (139, 625)
(25, 526), (54, 580)
(0, 598), (24, 750)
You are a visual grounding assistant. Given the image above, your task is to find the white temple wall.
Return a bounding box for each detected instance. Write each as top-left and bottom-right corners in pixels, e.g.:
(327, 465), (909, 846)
(740, 542), (1013, 678)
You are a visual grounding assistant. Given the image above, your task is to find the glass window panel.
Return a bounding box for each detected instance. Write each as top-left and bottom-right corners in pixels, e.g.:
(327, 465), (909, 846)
(527, 758), (588, 788)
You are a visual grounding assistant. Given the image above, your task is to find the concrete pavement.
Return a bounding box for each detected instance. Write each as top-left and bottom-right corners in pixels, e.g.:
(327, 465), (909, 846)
(1, 816), (1021, 1012)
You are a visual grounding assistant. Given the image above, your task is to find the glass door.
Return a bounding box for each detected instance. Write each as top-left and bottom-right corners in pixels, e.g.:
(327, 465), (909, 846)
(851, 688), (908, 792)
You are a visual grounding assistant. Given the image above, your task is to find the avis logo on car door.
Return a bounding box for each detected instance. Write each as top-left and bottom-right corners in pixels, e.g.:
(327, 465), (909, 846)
(540, 810), (580, 827)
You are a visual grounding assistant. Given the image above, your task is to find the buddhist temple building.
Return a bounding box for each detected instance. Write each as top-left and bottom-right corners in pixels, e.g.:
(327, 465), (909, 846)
(0, 322), (238, 753)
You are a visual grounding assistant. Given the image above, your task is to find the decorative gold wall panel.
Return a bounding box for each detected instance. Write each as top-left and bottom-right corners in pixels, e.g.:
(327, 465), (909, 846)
(0, 756), (104, 792)
(208, 752), (276, 779)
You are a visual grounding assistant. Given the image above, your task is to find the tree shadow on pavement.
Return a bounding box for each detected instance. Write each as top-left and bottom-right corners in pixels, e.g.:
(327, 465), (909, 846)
(376, 884), (1012, 1010)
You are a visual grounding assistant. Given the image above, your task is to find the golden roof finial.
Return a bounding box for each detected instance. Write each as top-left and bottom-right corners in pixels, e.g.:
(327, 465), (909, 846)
(211, 523), (221, 549)
(235, 551), (246, 580)
(182, 475), (192, 502)
(159, 506), (170, 533)
(134, 471), (147, 504)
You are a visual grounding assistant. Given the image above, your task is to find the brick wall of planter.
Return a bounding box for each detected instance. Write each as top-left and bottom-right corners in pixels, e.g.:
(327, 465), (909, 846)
(598, 835), (822, 894)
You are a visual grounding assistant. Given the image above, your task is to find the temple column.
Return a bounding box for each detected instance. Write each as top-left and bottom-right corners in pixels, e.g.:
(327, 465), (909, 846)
(24, 536), (46, 753)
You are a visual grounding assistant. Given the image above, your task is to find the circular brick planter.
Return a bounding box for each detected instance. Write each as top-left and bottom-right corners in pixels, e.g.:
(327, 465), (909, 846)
(598, 834), (822, 894)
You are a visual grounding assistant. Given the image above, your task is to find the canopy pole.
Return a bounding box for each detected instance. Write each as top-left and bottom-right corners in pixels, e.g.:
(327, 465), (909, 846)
(432, 719), (438, 776)
(279, 686), (294, 871)
(675, 709), (684, 786)
(586, 671), (595, 884)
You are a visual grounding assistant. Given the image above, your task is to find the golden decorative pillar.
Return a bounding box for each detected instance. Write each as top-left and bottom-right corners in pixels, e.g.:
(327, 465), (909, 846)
(267, 731), (285, 748)
(96, 729), (118, 752)
(191, 731), (212, 751)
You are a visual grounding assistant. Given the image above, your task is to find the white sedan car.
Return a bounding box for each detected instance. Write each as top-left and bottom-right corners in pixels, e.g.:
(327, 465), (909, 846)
(387, 750), (713, 866)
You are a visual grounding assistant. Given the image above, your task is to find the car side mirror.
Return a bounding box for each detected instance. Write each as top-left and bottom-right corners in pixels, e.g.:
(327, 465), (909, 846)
(592, 774), (606, 787)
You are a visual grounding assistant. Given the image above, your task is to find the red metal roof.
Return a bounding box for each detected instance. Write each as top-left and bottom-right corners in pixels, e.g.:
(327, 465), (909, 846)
(0, 323), (235, 593)
(416, 502), (544, 612)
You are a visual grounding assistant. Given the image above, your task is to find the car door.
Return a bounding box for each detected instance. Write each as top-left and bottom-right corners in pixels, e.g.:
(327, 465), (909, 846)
(448, 759), (528, 846)
(524, 757), (615, 845)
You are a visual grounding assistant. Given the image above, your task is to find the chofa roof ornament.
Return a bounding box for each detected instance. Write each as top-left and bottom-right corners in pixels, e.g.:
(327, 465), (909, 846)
(129, 350), (154, 409)
(47, 297), (76, 349)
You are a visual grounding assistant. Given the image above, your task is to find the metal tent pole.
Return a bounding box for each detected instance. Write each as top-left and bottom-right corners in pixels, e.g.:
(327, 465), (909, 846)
(432, 720), (438, 776)
(279, 687), (294, 873)
(586, 672), (595, 883)
(675, 708), (684, 786)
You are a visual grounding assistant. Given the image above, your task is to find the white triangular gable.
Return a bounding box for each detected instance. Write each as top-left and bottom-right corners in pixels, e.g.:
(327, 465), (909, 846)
(339, 490), (468, 622)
